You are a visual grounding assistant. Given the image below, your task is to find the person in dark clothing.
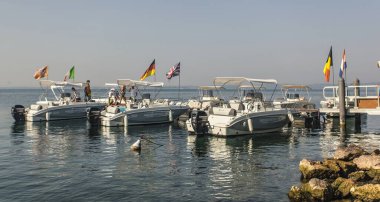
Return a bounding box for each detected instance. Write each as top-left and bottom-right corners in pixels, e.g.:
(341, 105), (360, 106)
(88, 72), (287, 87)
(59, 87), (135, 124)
(84, 80), (92, 102)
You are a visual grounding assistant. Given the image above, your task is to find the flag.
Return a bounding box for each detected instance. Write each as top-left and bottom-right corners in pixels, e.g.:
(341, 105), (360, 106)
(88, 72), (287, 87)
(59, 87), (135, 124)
(140, 59), (156, 80)
(323, 46), (333, 82)
(33, 66), (48, 80)
(339, 49), (347, 79)
(64, 66), (75, 81)
(166, 62), (180, 79)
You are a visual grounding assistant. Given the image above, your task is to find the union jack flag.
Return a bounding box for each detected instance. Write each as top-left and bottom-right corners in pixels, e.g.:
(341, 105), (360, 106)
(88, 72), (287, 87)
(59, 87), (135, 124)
(166, 62), (180, 79)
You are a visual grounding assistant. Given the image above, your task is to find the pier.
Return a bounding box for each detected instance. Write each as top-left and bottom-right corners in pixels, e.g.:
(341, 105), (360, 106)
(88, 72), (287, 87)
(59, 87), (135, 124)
(319, 83), (380, 116)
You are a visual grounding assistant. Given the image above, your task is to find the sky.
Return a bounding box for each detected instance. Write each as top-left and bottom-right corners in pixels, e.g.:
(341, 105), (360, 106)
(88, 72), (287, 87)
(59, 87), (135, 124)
(1, 0), (380, 87)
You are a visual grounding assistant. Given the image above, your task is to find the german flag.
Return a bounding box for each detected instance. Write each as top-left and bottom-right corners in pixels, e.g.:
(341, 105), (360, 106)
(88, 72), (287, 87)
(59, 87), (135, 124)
(323, 46), (333, 82)
(140, 59), (156, 80)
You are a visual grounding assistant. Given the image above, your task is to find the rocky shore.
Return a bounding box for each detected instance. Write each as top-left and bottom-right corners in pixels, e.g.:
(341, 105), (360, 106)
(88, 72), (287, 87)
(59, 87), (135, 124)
(288, 144), (380, 201)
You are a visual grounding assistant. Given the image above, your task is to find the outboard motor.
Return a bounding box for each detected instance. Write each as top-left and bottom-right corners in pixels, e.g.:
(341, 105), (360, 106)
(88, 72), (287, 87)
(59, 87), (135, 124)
(190, 110), (209, 135)
(11, 105), (26, 122)
(87, 107), (103, 125)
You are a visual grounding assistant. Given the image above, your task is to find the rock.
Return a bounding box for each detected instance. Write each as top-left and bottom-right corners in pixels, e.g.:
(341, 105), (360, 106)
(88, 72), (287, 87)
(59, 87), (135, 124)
(323, 159), (342, 177)
(288, 185), (306, 201)
(332, 177), (355, 198)
(349, 171), (370, 182)
(334, 144), (368, 161)
(300, 159), (336, 180)
(331, 177), (345, 198)
(336, 160), (358, 177)
(372, 149), (380, 155)
(337, 179), (354, 198)
(350, 184), (380, 201)
(367, 169), (380, 183)
(302, 178), (333, 201)
(353, 155), (380, 170)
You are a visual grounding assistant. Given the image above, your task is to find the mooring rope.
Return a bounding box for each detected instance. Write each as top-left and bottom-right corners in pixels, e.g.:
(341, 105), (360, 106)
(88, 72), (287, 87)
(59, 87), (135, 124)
(140, 136), (164, 147)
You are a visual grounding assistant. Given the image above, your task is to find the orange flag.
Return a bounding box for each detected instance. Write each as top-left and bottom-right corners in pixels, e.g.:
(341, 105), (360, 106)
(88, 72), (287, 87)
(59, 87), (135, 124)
(33, 66), (48, 80)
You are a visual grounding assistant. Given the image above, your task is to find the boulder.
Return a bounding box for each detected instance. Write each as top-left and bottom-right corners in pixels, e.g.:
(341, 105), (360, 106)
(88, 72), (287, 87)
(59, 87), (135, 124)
(371, 149), (380, 155)
(367, 169), (380, 183)
(302, 178), (333, 201)
(353, 155), (380, 170)
(336, 160), (358, 177)
(334, 144), (368, 161)
(331, 177), (355, 198)
(288, 186), (306, 201)
(323, 159), (342, 176)
(300, 159), (336, 180)
(348, 171), (370, 182)
(350, 184), (380, 201)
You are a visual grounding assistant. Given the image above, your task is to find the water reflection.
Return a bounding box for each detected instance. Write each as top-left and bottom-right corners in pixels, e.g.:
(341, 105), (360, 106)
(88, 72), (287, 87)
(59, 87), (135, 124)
(187, 133), (295, 200)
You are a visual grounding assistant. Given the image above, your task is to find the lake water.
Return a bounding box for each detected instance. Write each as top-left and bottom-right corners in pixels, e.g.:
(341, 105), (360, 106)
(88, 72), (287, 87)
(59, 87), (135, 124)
(0, 88), (379, 201)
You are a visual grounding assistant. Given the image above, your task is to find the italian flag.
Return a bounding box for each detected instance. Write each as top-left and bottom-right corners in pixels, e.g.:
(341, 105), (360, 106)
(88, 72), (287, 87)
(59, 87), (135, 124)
(64, 66), (75, 81)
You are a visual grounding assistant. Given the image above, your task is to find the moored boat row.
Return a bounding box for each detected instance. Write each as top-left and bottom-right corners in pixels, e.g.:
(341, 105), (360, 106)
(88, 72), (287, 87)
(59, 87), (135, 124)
(11, 76), (324, 137)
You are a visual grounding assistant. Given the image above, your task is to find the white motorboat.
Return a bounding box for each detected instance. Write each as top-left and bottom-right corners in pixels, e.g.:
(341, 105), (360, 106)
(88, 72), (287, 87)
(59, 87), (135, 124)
(273, 85), (315, 110)
(186, 77), (289, 136)
(88, 79), (189, 127)
(187, 86), (225, 111)
(11, 80), (107, 122)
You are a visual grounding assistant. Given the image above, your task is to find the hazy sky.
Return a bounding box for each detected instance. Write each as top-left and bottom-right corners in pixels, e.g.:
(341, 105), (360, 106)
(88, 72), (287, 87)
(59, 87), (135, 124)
(1, 0), (380, 87)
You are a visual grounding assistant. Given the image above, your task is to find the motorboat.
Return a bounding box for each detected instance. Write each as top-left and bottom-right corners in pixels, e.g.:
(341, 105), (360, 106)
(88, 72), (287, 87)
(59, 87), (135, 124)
(187, 86), (225, 111)
(178, 85), (225, 122)
(273, 85), (315, 110)
(186, 77), (290, 136)
(11, 80), (107, 122)
(272, 85), (320, 128)
(88, 79), (189, 127)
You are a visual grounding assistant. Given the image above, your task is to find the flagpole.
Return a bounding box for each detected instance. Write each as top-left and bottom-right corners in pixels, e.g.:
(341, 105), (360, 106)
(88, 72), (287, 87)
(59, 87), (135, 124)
(178, 73), (181, 100)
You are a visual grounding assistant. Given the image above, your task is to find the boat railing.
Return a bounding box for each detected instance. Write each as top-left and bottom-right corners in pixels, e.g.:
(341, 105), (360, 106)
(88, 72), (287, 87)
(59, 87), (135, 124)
(322, 85), (380, 108)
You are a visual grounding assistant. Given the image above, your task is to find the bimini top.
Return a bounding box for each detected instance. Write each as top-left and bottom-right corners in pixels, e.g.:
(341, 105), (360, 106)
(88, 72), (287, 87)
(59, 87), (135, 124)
(213, 77), (277, 86)
(281, 85), (311, 90)
(199, 85), (225, 90)
(117, 79), (164, 87)
(39, 80), (83, 88)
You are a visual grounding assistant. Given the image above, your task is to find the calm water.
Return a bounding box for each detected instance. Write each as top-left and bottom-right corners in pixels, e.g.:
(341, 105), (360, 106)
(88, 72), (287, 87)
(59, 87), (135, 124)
(1, 88), (380, 201)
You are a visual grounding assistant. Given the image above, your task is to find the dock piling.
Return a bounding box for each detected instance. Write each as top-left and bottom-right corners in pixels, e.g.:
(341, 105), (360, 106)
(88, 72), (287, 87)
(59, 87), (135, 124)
(339, 79), (346, 128)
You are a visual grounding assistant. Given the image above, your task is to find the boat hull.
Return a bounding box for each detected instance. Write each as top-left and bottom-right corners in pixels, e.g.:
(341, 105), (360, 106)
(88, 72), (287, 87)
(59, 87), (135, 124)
(101, 106), (189, 127)
(26, 103), (106, 122)
(187, 109), (289, 136)
(209, 110), (289, 136)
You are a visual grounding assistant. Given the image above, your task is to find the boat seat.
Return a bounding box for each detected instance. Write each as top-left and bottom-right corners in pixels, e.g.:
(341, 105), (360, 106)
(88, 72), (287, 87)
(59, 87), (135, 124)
(106, 106), (120, 114)
(30, 104), (42, 110)
(209, 107), (236, 116)
(188, 100), (202, 109)
(201, 101), (219, 110)
(229, 101), (245, 111)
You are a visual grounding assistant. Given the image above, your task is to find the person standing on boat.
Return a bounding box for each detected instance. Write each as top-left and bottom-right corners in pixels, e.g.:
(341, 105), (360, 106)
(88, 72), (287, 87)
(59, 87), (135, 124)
(71, 87), (80, 102)
(130, 85), (136, 102)
(84, 80), (92, 102)
(108, 88), (116, 105)
(120, 85), (127, 104)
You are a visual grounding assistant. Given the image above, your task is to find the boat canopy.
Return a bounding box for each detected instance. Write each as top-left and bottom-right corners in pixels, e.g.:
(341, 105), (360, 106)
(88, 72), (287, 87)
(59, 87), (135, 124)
(282, 85), (311, 90)
(213, 77), (277, 86)
(199, 85), (225, 90)
(116, 79), (164, 87)
(39, 80), (83, 88)
(105, 83), (119, 87)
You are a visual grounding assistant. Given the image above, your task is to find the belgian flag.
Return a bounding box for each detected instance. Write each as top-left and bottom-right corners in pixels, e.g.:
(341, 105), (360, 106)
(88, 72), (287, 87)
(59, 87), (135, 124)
(323, 46), (333, 82)
(140, 59), (156, 81)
